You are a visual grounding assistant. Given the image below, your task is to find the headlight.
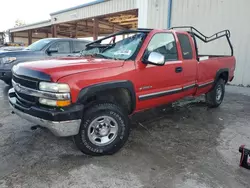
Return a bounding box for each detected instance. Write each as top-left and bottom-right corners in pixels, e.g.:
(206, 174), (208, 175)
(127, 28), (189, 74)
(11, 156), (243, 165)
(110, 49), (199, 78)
(39, 98), (71, 107)
(1, 57), (17, 64)
(39, 82), (70, 93)
(38, 82), (71, 107)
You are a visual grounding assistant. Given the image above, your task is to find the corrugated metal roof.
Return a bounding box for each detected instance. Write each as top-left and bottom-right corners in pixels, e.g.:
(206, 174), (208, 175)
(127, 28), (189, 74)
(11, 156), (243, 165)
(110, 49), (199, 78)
(9, 20), (51, 33)
(50, 0), (107, 16)
(51, 0), (136, 24)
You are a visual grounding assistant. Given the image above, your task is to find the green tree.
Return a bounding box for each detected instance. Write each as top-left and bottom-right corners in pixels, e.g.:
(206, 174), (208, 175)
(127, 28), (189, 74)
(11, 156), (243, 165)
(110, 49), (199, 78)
(14, 19), (26, 27)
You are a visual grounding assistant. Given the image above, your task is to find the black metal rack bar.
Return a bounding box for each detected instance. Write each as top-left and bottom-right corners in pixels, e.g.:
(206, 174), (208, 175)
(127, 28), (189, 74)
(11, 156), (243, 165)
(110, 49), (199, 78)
(170, 26), (233, 56)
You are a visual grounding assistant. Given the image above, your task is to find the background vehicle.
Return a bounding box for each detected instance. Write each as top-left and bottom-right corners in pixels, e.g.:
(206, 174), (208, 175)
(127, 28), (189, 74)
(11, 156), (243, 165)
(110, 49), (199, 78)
(0, 32), (5, 47)
(9, 27), (236, 156)
(0, 38), (90, 85)
(0, 46), (25, 51)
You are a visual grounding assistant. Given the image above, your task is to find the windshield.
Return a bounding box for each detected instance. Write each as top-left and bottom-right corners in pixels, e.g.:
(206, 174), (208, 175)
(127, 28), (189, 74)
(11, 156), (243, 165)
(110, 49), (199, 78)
(82, 32), (146, 60)
(25, 38), (53, 51)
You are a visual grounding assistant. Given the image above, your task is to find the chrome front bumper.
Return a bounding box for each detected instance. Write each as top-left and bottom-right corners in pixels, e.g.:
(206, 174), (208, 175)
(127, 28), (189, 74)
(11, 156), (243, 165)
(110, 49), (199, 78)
(10, 102), (81, 136)
(9, 88), (82, 137)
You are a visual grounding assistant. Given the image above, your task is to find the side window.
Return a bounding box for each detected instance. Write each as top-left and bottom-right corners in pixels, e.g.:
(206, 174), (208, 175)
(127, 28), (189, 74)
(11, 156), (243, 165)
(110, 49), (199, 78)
(50, 41), (70, 53)
(146, 33), (178, 61)
(73, 41), (87, 53)
(177, 34), (193, 59)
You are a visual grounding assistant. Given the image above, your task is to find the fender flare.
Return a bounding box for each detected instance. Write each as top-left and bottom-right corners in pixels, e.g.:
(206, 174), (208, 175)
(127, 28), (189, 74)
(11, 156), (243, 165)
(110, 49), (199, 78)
(215, 68), (229, 82)
(77, 80), (136, 112)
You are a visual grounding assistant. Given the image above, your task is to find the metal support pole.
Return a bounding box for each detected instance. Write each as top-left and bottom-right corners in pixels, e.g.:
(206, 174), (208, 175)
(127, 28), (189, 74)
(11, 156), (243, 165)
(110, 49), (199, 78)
(28, 30), (32, 45)
(167, 0), (173, 29)
(51, 25), (57, 38)
(93, 18), (99, 41)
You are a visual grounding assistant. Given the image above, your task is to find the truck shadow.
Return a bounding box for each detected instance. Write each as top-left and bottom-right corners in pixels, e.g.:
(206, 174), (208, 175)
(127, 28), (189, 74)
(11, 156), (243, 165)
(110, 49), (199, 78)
(1, 84), (11, 100)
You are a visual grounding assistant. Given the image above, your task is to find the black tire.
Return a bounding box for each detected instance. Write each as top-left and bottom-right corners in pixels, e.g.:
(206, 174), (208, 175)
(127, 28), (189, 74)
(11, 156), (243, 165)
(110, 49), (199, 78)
(73, 102), (130, 156)
(205, 79), (225, 108)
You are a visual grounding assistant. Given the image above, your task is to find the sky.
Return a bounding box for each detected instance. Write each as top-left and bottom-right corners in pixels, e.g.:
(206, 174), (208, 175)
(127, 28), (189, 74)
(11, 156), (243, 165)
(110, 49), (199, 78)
(0, 0), (95, 31)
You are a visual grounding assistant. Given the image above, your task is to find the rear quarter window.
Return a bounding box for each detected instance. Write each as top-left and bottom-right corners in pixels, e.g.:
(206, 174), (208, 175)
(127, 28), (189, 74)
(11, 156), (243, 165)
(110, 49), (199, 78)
(177, 34), (193, 60)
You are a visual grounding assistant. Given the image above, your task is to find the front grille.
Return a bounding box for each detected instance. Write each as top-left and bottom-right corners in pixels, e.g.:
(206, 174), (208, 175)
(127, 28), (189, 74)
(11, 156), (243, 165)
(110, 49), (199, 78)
(16, 92), (36, 103)
(13, 74), (38, 89)
(13, 74), (39, 106)
(16, 95), (33, 108)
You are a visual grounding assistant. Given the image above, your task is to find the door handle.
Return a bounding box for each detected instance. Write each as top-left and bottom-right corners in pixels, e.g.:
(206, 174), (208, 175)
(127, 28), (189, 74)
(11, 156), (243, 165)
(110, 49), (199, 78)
(175, 67), (183, 73)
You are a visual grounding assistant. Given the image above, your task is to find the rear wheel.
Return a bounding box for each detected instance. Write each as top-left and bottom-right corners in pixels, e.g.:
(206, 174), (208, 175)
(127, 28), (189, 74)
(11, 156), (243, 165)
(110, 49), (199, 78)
(73, 102), (130, 156)
(205, 79), (225, 108)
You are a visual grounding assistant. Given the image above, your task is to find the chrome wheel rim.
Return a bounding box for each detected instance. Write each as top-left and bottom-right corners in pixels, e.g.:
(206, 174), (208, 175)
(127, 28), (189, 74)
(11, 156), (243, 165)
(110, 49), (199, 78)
(87, 116), (118, 146)
(216, 85), (222, 101)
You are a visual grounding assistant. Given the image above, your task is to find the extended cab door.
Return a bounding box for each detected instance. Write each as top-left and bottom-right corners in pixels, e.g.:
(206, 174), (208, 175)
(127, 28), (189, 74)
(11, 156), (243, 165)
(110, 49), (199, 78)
(176, 32), (198, 96)
(136, 32), (184, 110)
(47, 40), (72, 57)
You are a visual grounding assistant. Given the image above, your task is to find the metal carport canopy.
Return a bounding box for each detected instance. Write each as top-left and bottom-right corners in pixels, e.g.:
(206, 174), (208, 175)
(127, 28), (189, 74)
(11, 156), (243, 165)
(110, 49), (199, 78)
(8, 0), (138, 45)
(50, 0), (136, 24)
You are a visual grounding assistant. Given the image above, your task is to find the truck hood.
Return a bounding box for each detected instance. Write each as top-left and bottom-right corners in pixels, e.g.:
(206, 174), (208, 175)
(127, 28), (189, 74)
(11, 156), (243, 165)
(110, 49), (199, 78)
(18, 57), (125, 81)
(0, 49), (41, 57)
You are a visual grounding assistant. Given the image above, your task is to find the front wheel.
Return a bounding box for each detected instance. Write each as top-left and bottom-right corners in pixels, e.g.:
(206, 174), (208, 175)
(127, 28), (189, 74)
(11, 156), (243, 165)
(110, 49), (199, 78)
(205, 79), (225, 108)
(73, 102), (130, 156)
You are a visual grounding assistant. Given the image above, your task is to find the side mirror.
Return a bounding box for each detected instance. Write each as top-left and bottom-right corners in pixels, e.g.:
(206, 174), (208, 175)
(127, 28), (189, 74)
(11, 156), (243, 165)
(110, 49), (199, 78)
(145, 52), (165, 66)
(47, 47), (58, 54)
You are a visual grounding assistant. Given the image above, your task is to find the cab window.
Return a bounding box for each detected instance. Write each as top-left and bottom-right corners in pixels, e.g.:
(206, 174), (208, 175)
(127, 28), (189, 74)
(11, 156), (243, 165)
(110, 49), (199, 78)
(50, 41), (70, 53)
(177, 34), (193, 59)
(146, 33), (178, 61)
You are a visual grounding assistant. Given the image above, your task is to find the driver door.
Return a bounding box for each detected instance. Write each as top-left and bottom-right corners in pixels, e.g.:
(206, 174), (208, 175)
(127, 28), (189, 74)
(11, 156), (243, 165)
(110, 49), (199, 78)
(136, 32), (184, 110)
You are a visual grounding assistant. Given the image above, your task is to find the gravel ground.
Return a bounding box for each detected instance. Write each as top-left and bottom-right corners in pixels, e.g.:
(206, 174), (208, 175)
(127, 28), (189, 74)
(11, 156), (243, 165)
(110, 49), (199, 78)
(0, 82), (250, 188)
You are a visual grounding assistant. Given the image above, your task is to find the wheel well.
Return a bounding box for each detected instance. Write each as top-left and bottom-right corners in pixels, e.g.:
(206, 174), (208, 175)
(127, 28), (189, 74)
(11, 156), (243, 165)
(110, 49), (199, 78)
(218, 71), (228, 83)
(83, 88), (134, 114)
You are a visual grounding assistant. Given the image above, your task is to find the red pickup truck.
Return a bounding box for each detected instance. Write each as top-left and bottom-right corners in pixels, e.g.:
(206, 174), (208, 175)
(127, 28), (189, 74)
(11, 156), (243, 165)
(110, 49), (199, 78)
(9, 27), (236, 156)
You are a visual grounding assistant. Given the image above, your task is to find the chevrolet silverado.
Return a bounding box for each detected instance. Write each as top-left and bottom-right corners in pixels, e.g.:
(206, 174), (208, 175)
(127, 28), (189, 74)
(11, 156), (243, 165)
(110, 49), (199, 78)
(9, 27), (236, 156)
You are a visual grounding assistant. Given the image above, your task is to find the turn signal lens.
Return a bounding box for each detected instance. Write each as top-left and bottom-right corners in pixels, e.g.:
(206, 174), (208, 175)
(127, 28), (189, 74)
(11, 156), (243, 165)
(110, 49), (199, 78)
(56, 100), (71, 107)
(39, 98), (71, 107)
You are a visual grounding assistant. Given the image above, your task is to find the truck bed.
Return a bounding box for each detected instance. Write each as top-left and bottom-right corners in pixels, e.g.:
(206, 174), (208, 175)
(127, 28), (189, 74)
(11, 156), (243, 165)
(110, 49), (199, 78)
(197, 55), (236, 86)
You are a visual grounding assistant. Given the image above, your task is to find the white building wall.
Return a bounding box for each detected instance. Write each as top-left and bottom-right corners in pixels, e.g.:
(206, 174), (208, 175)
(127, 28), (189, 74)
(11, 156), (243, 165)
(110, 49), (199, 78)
(13, 32), (47, 46)
(14, 33), (67, 46)
(136, 0), (149, 28)
(13, 38), (41, 45)
(137, 0), (169, 29)
(171, 0), (250, 86)
(13, 37), (29, 46)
